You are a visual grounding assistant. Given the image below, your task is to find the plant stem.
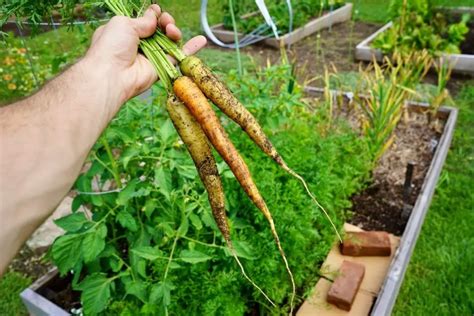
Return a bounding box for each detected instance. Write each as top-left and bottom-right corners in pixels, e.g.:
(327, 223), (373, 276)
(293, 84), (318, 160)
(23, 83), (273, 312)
(228, 0), (243, 75)
(163, 233), (179, 280)
(101, 138), (123, 189)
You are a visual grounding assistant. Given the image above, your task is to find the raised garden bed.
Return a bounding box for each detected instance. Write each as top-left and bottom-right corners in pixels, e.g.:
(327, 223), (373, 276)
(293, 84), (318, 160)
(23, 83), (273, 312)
(20, 88), (457, 315)
(303, 86), (458, 315)
(355, 8), (474, 75)
(210, 3), (353, 48)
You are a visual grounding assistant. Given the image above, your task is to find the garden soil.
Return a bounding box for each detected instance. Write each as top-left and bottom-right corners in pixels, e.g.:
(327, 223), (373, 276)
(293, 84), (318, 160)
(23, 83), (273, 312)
(350, 112), (443, 235)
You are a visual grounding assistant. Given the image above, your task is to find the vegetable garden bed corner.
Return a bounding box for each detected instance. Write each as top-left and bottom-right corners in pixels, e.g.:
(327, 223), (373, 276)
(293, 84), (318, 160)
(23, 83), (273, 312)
(210, 3), (353, 48)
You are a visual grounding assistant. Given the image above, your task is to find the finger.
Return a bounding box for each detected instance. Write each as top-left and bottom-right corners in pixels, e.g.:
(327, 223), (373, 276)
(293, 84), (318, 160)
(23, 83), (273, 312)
(149, 4), (161, 17)
(183, 36), (208, 56)
(91, 25), (105, 44)
(165, 23), (181, 41)
(159, 12), (175, 32)
(132, 8), (159, 38)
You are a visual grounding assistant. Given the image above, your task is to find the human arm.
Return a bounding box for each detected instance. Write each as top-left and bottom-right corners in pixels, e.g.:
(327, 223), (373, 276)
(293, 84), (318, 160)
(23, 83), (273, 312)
(0, 5), (207, 274)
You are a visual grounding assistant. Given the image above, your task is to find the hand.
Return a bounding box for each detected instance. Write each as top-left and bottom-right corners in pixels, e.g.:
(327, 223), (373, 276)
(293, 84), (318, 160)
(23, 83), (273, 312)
(84, 4), (207, 103)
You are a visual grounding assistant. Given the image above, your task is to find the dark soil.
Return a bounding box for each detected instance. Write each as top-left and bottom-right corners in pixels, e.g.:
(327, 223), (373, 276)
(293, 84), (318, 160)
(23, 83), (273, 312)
(349, 112), (443, 236)
(37, 273), (81, 313)
(220, 21), (382, 82)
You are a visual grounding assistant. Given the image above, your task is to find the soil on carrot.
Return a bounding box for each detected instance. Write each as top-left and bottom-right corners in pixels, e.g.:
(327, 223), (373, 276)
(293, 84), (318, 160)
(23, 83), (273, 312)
(349, 112), (444, 235)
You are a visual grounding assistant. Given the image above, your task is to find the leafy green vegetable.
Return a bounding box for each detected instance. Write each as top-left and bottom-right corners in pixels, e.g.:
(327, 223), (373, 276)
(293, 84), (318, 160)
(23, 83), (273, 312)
(373, 0), (470, 55)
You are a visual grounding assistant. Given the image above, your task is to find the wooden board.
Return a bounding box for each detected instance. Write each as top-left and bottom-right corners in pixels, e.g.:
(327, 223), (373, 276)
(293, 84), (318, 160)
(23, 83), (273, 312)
(296, 224), (400, 315)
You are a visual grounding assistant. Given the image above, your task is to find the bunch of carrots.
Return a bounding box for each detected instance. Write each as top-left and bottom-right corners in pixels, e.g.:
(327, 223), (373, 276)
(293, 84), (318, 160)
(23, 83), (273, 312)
(105, 1), (341, 313)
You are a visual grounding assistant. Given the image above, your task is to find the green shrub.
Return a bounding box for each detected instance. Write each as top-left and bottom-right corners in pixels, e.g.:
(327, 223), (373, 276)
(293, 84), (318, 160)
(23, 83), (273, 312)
(372, 0), (470, 55)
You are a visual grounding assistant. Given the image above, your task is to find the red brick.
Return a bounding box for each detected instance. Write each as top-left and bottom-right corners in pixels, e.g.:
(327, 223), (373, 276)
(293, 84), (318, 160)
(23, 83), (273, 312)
(327, 260), (365, 311)
(340, 231), (391, 256)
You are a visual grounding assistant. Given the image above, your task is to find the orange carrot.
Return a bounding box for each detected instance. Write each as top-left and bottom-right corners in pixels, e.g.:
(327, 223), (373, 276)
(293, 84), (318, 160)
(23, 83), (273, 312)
(180, 56), (342, 242)
(165, 95), (275, 307)
(173, 76), (295, 313)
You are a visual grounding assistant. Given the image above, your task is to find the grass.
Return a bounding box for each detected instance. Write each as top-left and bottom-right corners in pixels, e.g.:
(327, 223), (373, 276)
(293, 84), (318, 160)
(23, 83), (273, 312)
(158, 0), (221, 35)
(393, 83), (474, 315)
(0, 271), (31, 315)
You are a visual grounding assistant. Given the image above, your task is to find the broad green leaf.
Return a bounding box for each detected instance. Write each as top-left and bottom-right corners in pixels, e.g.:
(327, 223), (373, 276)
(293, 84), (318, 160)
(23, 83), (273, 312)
(54, 212), (88, 232)
(177, 215), (189, 236)
(125, 279), (148, 302)
(154, 166), (172, 200)
(71, 195), (84, 213)
(75, 273), (112, 315)
(117, 180), (138, 206)
(82, 224), (107, 263)
(131, 246), (164, 260)
(149, 281), (175, 306)
(189, 213), (203, 230)
(52, 234), (83, 276)
(179, 249), (212, 264)
(130, 229), (150, 279)
(159, 119), (175, 144)
(143, 199), (158, 218)
(159, 223), (175, 238)
(121, 146), (141, 168)
(116, 210), (138, 232)
(224, 240), (256, 260)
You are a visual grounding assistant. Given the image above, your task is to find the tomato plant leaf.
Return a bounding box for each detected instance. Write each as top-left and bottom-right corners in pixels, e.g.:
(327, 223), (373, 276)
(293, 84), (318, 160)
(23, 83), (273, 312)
(159, 119), (175, 144)
(149, 281), (175, 306)
(189, 213), (203, 230)
(75, 273), (112, 315)
(179, 250), (212, 264)
(125, 279), (148, 302)
(131, 246), (164, 260)
(117, 180), (138, 206)
(154, 166), (172, 200)
(51, 233), (83, 276)
(116, 210), (138, 232)
(82, 224), (107, 263)
(54, 212), (88, 232)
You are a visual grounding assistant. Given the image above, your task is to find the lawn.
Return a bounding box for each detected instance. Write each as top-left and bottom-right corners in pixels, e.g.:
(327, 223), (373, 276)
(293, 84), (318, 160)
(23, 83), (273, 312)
(0, 272), (31, 315)
(393, 83), (474, 315)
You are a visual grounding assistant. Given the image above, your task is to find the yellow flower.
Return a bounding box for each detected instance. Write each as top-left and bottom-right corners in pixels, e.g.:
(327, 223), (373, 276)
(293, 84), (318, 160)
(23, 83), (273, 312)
(8, 83), (17, 90)
(17, 48), (27, 54)
(4, 57), (14, 66)
(3, 74), (12, 81)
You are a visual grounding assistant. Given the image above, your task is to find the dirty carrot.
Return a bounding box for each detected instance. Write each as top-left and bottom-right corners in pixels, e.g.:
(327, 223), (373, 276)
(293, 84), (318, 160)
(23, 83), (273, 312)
(173, 76), (296, 313)
(165, 95), (275, 307)
(180, 55), (342, 242)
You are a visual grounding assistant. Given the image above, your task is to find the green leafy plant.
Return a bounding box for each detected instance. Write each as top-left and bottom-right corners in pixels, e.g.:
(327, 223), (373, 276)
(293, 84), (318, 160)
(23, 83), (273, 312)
(373, 0), (470, 55)
(222, 0), (345, 35)
(50, 64), (372, 315)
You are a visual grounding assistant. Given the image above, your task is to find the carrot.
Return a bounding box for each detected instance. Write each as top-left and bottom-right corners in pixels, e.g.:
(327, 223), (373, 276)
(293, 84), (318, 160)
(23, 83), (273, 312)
(173, 76), (295, 314)
(180, 55), (342, 242)
(165, 95), (275, 307)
